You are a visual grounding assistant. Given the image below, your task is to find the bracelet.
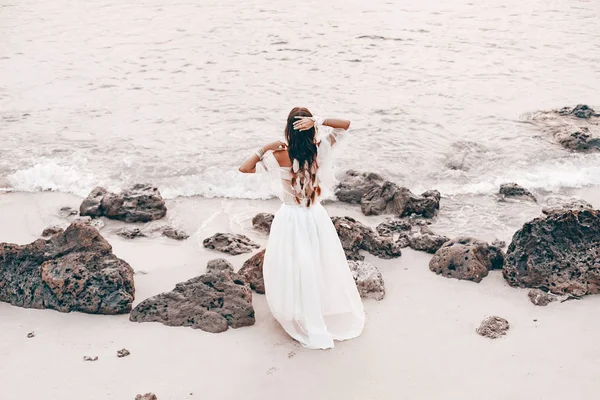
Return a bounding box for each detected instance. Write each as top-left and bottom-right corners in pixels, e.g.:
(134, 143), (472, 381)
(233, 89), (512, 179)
(254, 148), (265, 159)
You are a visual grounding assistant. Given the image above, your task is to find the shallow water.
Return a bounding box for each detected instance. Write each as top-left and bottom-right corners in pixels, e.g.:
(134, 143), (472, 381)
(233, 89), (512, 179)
(1, 0), (599, 226)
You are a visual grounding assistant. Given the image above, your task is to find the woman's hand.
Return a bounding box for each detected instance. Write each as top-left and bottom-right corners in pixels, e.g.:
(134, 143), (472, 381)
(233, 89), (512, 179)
(263, 141), (288, 152)
(293, 116), (315, 131)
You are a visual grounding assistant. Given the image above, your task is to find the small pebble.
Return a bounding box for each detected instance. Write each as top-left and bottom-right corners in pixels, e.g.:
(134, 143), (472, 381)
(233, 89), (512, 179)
(83, 356), (98, 362)
(27, 331), (35, 338)
(117, 348), (131, 358)
(288, 351), (296, 359)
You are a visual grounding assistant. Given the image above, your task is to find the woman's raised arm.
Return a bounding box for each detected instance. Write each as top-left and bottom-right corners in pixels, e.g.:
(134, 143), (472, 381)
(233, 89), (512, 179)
(238, 141), (287, 173)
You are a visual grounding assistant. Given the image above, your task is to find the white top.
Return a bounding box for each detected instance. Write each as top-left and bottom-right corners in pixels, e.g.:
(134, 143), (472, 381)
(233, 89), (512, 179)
(256, 127), (349, 206)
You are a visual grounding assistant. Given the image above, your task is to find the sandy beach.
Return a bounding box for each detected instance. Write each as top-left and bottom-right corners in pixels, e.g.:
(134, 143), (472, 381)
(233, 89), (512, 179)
(1, 191), (600, 400)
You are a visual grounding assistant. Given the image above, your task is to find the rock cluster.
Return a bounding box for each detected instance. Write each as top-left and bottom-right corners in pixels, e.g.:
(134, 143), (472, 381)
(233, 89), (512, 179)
(0, 223), (135, 314)
(335, 170), (440, 217)
(529, 104), (600, 152)
(80, 184), (167, 222)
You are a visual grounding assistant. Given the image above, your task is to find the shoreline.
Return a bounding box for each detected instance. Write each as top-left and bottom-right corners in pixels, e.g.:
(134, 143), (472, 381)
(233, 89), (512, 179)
(1, 190), (600, 399)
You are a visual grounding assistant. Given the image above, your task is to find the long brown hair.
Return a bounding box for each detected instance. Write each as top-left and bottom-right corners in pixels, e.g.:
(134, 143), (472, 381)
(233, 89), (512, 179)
(285, 107), (321, 206)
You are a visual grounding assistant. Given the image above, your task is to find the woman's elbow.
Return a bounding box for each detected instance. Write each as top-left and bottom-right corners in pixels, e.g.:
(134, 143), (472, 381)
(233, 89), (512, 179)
(238, 166), (254, 174)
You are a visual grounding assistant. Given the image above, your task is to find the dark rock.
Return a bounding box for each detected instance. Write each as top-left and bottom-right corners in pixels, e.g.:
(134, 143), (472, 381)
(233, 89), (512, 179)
(83, 356), (98, 362)
(530, 105), (600, 152)
(376, 218), (412, 237)
(203, 233), (260, 255)
(332, 216), (402, 261)
(135, 394), (157, 400)
(238, 250), (265, 294)
(252, 213), (274, 234)
(0, 223), (135, 314)
(335, 171), (440, 218)
(528, 289), (558, 306)
(503, 209), (600, 296)
(27, 332), (35, 338)
(154, 226), (189, 241)
(557, 127), (600, 152)
(499, 183), (536, 202)
(206, 258), (234, 274)
(407, 230), (450, 254)
(117, 348), (130, 358)
(42, 226), (64, 237)
(557, 104), (598, 119)
(476, 316), (509, 339)
(79, 187), (107, 218)
(117, 228), (146, 239)
(334, 170), (384, 204)
(80, 184), (167, 223)
(130, 271), (254, 333)
(429, 237), (505, 282)
(348, 261), (385, 300)
(361, 184), (440, 218)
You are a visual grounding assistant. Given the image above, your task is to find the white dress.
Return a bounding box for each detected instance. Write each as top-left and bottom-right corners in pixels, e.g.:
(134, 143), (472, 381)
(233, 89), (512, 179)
(256, 127), (365, 349)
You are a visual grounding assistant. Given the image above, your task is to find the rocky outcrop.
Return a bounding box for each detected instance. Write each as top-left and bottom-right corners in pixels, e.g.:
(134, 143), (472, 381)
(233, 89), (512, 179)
(348, 261), (385, 301)
(80, 184), (167, 222)
(332, 216), (402, 261)
(528, 104), (600, 152)
(238, 250), (265, 294)
(0, 223), (135, 314)
(499, 183), (536, 202)
(335, 170), (440, 217)
(429, 237), (505, 282)
(130, 269), (254, 333)
(203, 233), (260, 255)
(476, 316), (509, 339)
(252, 213), (274, 234)
(528, 289), (558, 306)
(503, 209), (600, 296)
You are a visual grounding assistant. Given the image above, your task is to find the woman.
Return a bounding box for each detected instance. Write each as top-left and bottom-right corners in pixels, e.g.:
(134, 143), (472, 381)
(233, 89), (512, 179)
(239, 107), (365, 349)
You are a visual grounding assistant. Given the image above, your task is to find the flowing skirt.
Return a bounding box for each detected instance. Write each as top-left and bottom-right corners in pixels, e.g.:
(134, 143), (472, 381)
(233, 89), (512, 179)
(263, 202), (365, 349)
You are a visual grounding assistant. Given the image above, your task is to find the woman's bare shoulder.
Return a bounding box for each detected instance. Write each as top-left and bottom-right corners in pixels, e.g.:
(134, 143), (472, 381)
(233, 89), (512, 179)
(273, 150), (292, 168)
